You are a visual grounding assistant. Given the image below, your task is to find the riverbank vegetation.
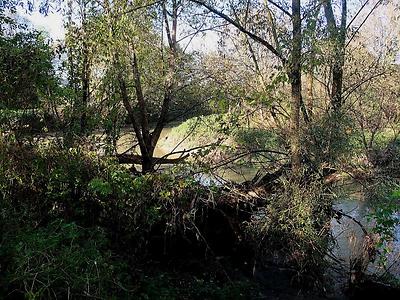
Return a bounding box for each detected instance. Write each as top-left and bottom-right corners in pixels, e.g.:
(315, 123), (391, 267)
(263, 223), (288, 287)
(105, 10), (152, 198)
(1, 0), (400, 299)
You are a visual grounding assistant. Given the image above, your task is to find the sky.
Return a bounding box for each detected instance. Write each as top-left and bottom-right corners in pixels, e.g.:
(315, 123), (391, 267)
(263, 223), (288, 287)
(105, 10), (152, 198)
(17, 7), (220, 52)
(15, 1), (399, 60)
(19, 8), (65, 40)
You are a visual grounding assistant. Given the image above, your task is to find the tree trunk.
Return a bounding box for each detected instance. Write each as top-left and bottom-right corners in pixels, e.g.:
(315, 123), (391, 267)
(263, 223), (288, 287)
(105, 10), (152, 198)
(130, 46), (154, 173)
(141, 151), (154, 173)
(323, 0), (347, 111)
(306, 72), (314, 116)
(290, 0), (302, 178)
(117, 68), (153, 172)
(80, 35), (90, 134)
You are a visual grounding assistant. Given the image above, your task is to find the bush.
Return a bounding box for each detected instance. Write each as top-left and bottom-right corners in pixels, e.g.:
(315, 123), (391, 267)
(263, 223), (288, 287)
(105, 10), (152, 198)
(365, 181), (400, 267)
(234, 128), (280, 151)
(0, 109), (47, 135)
(369, 138), (400, 177)
(302, 112), (358, 166)
(0, 135), (218, 253)
(1, 220), (133, 299)
(0, 137), (222, 297)
(0, 136), (260, 298)
(0, 138), (106, 228)
(247, 177), (333, 288)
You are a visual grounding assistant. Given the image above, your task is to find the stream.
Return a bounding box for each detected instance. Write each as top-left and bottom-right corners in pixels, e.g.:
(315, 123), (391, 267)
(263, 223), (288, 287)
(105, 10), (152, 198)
(117, 127), (400, 282)
(41, 124), (396, 285)
(35, 124), (400, 296)
(331, 183), (400, 279)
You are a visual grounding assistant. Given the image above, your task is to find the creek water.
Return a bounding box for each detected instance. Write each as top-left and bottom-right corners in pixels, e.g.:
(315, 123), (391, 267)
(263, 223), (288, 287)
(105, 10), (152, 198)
(117, 126), (259, 181)
(331, 183), (400, 279)
(116, 127), (400, 280)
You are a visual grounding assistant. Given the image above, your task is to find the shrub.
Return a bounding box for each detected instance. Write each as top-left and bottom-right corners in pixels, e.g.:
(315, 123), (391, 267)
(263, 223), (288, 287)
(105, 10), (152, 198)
(0, 136), (254, 298)
(365, 181), (400, 267)
(369, 138), (400, 177)
(1, 220), (133, 299)
(0, 138), (106, 228)
(302, 112), (358, 166)
(234, 128), (280, 151)
(0, 109), (47, 135)
(247, 177), (333, 288)
(0, 136), (215, 257)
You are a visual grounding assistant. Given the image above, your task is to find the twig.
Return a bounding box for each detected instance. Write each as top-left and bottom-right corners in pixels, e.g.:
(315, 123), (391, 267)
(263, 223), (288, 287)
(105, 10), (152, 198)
(333, 208), (368, 236)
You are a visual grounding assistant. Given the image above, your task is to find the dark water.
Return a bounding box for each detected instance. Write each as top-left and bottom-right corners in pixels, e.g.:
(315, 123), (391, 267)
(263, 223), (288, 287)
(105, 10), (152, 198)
(121, 128), (400, 280)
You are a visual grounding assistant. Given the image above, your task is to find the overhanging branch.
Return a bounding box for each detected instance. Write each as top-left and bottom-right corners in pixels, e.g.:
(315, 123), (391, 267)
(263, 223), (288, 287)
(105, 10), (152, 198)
(189, 0), (285, 63)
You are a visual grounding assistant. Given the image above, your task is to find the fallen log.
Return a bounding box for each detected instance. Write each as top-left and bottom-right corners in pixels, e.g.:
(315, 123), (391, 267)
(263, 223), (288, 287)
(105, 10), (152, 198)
(117, 153), (189, 165)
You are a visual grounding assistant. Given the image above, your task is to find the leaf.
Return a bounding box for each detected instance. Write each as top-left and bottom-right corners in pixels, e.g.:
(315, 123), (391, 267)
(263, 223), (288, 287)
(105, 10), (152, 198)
(88, 178), (113, 197)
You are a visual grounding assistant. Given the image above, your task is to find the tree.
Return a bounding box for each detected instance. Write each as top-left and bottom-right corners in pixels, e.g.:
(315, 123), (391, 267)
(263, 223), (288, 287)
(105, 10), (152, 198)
(188, 0), (304, 175)
(290, 0), (302, 176)
(82, 0), (184, 173)
(64, 0), (100, 135)
(0, 26), (56, 109)
(322, 0), (347, 111)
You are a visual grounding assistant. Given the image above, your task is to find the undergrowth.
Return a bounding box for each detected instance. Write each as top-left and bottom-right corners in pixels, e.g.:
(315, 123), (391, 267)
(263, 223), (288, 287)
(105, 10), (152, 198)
(0, 135), (338, 298)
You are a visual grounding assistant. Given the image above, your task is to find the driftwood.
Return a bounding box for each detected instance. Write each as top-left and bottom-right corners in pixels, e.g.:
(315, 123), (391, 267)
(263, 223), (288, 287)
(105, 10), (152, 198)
(249, 161), (338, 188)
(117, 153), (189, 165)
(251, 164), (290, 187)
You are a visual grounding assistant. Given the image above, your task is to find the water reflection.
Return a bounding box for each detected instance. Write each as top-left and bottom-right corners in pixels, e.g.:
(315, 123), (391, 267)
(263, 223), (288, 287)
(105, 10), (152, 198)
(332, 183), (400, 278)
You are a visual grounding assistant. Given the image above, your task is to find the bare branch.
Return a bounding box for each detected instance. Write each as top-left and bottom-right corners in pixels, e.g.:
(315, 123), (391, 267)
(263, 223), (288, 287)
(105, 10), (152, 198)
(188, 0), (285, 63)
(121, 0), (162, 16)
(117, 153), (188, 164)
(268, 0), (291, 17)
(346, 0), (383, 48)
(347, 0), (369, 30)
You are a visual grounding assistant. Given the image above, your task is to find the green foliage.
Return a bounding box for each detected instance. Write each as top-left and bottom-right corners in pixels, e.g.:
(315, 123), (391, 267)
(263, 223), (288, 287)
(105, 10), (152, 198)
(88, 177), (113, 196)
(170, 114), (239, 146)
(369, 138), (400, 177)
(0, 133), (209, 247)
(0, 109), (46, 133)
(0, 29), (57, 109)
(0, 137), (104, 227)
(1, 219), (132, 299)
(0, 17), (62, 138)
(170, 114), (281, 151)
(366, 182), (400, 267)
(234, 128), (280, 151)
(303, 112), (358, 165)
(372, 131), (399, 149)
(0, 138), (216, 298)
